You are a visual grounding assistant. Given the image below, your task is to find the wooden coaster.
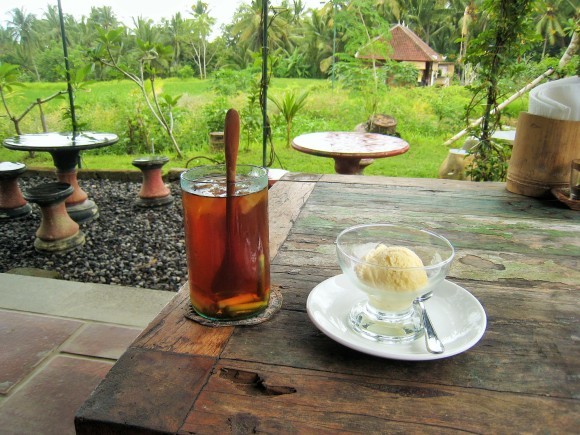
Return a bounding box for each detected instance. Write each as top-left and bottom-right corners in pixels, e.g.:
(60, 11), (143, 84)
(184, 287), (283, 327)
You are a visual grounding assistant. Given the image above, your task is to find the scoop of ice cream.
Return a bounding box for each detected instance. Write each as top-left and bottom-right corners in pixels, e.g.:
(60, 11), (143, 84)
(355, 245), (428, 292)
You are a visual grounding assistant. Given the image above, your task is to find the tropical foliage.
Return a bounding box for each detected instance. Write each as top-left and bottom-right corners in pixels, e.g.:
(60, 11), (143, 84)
(464, 0), (536, 181)
(269, 89), (309, 147)
(0, 0), (578, 181)
(0, 0), (576, 83)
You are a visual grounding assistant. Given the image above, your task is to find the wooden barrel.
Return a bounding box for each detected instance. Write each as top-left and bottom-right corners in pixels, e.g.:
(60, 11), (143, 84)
(506, 112), (580, 197)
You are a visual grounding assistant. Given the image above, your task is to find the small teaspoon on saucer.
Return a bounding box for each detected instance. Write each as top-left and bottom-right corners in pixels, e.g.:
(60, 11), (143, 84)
(415, 293), (445, 354)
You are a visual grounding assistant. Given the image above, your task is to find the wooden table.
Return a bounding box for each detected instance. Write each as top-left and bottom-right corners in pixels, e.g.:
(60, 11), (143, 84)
(75, 174), (579, 433)
(292, 132), (409, 174)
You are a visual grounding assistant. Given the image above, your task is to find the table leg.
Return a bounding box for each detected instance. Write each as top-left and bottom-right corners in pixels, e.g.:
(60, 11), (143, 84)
(50, 150), (98, 224)
(57, 169), (88, 205)
(333, 157), (363, 175)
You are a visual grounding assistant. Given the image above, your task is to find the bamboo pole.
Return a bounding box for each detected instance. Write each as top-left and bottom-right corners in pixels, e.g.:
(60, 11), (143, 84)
(559, 31), (578, 69)
(443, 67), (554, 147)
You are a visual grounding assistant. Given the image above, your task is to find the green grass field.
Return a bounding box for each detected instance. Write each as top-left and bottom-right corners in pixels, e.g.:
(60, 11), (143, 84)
(0, 77), (527, 178)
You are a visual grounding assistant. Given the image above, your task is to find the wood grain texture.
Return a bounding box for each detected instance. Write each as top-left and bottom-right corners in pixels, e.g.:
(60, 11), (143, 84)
(507, 112), (580, 196)
(268, 179), (316, 260)
(276, 180), (579, 286)
(77, 176), (580, 434)
(132, 284), (234, 357)
(181, 360), (579, 434)
(221, 294), (578, 398)
(75, 348), (214, 434)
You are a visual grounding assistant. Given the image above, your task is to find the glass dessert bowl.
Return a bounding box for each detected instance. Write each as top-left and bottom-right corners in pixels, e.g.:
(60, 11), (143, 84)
(336, 224), (455, 343)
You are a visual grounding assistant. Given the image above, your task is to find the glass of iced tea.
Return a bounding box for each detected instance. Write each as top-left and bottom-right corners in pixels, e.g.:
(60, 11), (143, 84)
(180, 165), (270, 320)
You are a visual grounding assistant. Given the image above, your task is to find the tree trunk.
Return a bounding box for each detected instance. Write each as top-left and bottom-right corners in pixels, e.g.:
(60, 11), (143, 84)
(38, 99), (48, 132)
(286, 123), (291, 148)
(542, 35), (548, 59)
(32, 61), (40, 82)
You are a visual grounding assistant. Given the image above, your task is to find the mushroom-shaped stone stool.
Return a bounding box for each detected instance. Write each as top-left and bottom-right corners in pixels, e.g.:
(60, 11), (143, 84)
(0, 162), (32, 220)
(23, 182), (85, 253)
(132, 156), (174, 207)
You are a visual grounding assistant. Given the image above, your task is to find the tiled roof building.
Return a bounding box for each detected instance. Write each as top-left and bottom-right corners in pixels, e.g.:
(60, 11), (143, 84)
(389, 24), (444, 62)
(357, 24), (454, 86)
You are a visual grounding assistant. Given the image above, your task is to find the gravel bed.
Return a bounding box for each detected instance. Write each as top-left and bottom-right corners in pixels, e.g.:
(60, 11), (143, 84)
(0, 175), (188, 292)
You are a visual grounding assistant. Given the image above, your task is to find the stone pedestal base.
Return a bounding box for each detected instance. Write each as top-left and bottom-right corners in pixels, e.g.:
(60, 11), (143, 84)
(23, 182), (85, 253)
(67, 199), (99, 224)
(0, 203), (32, 220)
(0, 162), (32, 220)
(132, 156), (174, 208)
(34, 231), (86, 253)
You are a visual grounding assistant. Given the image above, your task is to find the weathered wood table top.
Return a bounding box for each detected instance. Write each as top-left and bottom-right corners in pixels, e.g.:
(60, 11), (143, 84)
(292, 132), (409, 174)
(76, 174), (579, 434)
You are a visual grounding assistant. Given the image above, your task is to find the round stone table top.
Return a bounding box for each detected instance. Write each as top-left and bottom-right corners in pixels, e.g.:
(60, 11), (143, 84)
(3, 132), (118, 153)
(292, 132), (409, 159)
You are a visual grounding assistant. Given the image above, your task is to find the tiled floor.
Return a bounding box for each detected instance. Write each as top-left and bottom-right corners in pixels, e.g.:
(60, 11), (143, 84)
(0, 310), (141, 434)
(0, 273), (174, 434)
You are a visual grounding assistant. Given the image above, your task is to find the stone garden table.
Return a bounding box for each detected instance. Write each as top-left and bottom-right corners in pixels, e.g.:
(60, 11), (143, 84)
(3, 132), (118, 223)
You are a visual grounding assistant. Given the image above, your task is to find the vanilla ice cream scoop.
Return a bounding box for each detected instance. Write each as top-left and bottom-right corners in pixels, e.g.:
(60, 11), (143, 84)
(356, 244), (428, 292)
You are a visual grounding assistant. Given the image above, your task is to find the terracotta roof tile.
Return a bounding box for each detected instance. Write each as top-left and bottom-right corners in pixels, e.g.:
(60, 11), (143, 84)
(390, 24), (443, 61)
(357, 24), (444, 62)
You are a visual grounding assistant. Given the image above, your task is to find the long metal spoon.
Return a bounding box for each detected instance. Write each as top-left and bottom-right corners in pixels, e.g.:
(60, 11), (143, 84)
(415, 293), (444, 354)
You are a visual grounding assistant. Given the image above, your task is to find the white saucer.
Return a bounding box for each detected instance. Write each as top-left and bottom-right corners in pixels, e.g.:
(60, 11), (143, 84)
(306, 275), (487, 361)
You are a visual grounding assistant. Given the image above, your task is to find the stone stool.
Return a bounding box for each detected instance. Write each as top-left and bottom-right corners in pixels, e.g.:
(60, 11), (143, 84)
(23, 182), (85, 253)
(132, 156), (174, 207)
(0, 162), (32, 220)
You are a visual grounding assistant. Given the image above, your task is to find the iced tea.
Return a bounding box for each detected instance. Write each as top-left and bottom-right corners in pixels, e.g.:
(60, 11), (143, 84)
(181, 165), (270, 320)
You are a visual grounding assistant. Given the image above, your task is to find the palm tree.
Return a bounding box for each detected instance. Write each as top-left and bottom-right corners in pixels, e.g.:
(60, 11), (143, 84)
(286, 0), (307, 24)
(398, 0), (449, 47)
(376, 0), (402, 23)
(230, 0), (292, 53)
(182, 3), (217, 79)
(535, 0), (567, 58)
(162, 12), (186, 72)
(6, 8), (40, 81)
(41, 5), (64, 44)
(302, 9), (333, 77)
(428, 0), (467, 55)
(132, 17), (162, 46)
(88, 6), (120, 32)
(457, 0), (487, 84)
